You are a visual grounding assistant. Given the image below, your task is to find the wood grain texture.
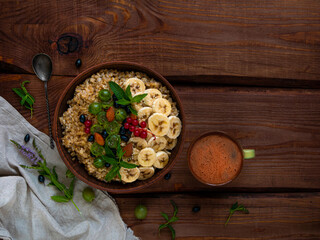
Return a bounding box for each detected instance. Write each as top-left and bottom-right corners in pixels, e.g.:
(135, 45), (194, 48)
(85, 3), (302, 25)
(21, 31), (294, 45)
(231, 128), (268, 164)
(115, 192), (320, 239)
(0, 0), (320, 84)
(1, 74), (320, 191)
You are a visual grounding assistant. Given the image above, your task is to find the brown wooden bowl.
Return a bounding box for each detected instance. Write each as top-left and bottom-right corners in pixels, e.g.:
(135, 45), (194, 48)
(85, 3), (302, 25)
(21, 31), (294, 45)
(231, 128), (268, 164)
(53, 62), (185, 194)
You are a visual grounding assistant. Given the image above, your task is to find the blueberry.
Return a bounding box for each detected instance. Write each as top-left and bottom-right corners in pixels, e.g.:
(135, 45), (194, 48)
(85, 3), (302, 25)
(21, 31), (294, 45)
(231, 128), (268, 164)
(119, 104), (126, 109)
(192, 206), (201, 213)
(164, 173), (171, 180)
(79, 114), (86, 123)
(75, 59), (82, 68)
(114, 102), (120, 108)
(112, 95), (118, 101)
(125, 105), (131, 114)
(105, 162), (111, 168)
(90, 152), (95, 157)
(111, 149), (117, 156)
(87, 135), (94, 142)
(38, 175), (45, 183)
(120, 126), (126, 135)
(101, 130), (108, 139)
(120, 135), (129, 142)
(24, 134), (30, 143)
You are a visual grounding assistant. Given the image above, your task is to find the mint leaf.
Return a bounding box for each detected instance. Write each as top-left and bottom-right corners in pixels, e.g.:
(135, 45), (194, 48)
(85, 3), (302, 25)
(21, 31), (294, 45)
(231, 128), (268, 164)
(131, 93), (147, 103)
(171, 200), (178, 217)
(128, 105), (138, 115)
(105, 165), (120, 182)
(101, 156), (118, 165)
(104, 145), (115, 158)
(66, 169), (75, 178)
(12, 88), (25, 98)
(120, 161), (138, 169)
(116, 99), (131, 105)
(125, 85), (132, 100)
(225, 202), (249, 226)
(108, 82), (127, 100)
(167, 225), (176, 240)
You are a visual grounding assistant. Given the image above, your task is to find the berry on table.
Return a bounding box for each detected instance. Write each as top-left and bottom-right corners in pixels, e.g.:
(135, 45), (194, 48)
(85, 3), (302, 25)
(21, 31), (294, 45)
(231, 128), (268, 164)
(75, 59), (82, 68)
(24, 134), (30, 143)
(164, 173), (171, 180)
(192, 206), (201, 213)
(38, 175), (45, 183)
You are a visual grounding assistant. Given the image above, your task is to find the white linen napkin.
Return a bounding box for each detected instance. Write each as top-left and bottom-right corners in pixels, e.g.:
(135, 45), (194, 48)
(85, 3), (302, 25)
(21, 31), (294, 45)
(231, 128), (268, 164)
(0, 96), (138, 240)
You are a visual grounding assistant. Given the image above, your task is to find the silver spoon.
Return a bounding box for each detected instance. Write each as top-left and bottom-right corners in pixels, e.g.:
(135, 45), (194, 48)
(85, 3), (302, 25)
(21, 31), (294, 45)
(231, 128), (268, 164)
(32, 53), (54, 149)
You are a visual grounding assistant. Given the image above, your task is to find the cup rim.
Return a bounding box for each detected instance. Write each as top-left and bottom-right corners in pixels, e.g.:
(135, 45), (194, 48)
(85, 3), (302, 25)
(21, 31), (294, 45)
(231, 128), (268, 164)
(187, 131), (244, 186)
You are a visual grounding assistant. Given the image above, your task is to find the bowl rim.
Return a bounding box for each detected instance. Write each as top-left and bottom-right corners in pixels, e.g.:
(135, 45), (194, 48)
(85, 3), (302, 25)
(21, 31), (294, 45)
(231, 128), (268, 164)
(187, 131), (244, 186)
(53, 61), (186, 193)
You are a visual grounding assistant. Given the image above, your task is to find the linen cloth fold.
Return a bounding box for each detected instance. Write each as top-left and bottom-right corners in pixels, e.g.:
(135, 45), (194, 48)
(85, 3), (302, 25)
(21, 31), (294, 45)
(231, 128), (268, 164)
(0, 96), (138, 240)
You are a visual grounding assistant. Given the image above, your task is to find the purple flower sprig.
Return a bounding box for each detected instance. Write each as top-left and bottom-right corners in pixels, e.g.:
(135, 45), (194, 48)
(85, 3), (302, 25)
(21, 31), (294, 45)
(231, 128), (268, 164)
(10, 140), (40, 165)
(10, 138), (81, 214)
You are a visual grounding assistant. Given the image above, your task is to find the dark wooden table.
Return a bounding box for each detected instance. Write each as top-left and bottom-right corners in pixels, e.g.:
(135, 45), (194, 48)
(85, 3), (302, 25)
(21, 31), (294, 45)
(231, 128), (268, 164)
(1, 1), (320, 239)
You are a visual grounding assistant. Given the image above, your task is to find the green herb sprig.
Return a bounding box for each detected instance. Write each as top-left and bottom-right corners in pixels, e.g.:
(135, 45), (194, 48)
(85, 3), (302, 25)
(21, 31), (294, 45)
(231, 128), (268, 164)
(159, 200), (179, 240)
(225, 202), (249, 226)
(108, 81), (147, 115)
(104, 143), (138, 182)
(12, 81), (35, 118)
(10, 139), (81, 214)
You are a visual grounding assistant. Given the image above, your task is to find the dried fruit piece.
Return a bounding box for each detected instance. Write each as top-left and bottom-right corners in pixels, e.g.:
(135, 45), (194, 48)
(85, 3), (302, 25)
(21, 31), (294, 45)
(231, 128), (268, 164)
(122, 142), (133, 157)
(94, 133), (105, 146)
(106, 107), (115, 122)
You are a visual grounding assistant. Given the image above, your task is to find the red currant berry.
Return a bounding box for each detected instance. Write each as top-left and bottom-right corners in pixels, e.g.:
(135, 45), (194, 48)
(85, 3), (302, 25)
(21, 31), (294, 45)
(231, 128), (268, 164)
(129, 125), (135, 132)
(84, 120), (92, 128)
(84, 127), (90, 134)
(124, 122), (130, 129)
(132, 119), (139, 126)
(126, 117), (132, 124)
(140, 121), (147, 128)
(140, 131), (147, 139)
(134, 130), (140, 137)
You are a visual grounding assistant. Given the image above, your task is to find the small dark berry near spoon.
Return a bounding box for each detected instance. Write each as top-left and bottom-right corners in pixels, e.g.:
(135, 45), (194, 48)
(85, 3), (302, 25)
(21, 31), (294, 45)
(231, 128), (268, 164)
(75, 59), (82, 68)
(24, 134), (30, 143)
(38, 174), (45, 183)
(79, 114), (86, 123)
(192, 206), (201, 213)
(87, 135), (94, 142)
(164, 173), (171, 180)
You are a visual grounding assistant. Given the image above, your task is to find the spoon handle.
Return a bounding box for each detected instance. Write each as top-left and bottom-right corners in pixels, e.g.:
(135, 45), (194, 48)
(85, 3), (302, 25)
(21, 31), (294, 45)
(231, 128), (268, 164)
(44, 82), (55, 149)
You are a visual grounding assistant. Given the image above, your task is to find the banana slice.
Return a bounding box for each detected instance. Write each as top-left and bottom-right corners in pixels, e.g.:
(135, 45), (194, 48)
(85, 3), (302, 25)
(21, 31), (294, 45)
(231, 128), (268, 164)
(165, 136), (177, 150)
(137, 107), (153, 122)
(125, 78), (146, 96)
(148, 136), (167, 152)
(138, 147), (156, 167)
(143, 89), (162, 106)
(148, 113), (170, 136)
(131, 148), (140, 164)
(153, 151), (169, 169)
(152, 98), (172, 116)
(119, 167), (140, 183)
(167, 116), (182, 139)
(146, 130), (155, 142)
(132, 102), (144, 111)
(128, 137), (148, 150)
(123, 155), (139, 165)
(138, 167), (155, 180)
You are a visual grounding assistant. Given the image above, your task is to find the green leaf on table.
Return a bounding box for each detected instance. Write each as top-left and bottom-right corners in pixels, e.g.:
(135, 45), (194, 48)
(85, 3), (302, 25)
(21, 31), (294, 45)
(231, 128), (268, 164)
(68, 178), (75, 197)
(158, 223), (167, 232)
(20, 165), (42, 170)
(225, 202), (249, 226)
(52, 166), (58, 180)
(131, 93), (147, 103)
(66, 169), (75, 179)
(116, 99), (131, 105)
(108, 81), (127, 100)
(119, 161), (138, 169)
(231, 202), (238, 210)
(51, 195), (70, 202)
(167, 224), (176, 240)
(171, 200), (178, 217)
(12, 88), (25, 99)
(168, 216), (178, 224)
(161, 212), (169, 221)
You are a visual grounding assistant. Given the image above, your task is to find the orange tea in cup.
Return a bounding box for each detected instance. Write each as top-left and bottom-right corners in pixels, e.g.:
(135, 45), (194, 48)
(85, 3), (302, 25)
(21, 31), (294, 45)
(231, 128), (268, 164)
(188, 132), (254, 186)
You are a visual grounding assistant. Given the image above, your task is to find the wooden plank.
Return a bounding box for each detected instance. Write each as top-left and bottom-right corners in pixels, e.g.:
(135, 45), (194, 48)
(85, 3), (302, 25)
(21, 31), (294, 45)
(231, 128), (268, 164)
(1, 74), (320, 191)
(1, 0), (320, 83)
(115, 192), (320, 239)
